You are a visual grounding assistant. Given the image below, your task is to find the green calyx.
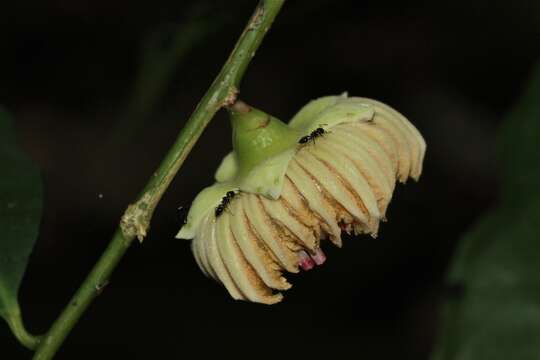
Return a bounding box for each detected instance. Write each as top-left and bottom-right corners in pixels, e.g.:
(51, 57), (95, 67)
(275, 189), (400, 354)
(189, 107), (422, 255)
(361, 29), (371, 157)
(177, 94), (376, 240)
(219, 101), (301, 199)
(229, 101), (300, 180)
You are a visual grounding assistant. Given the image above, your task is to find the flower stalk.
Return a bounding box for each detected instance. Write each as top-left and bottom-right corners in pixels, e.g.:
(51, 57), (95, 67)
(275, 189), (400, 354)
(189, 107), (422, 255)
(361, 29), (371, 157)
(32, 1), (285, 359)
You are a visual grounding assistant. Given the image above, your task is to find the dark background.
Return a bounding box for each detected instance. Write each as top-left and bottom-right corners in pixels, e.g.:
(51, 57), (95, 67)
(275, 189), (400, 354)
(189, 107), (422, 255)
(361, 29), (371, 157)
(1, 0), (540, 358)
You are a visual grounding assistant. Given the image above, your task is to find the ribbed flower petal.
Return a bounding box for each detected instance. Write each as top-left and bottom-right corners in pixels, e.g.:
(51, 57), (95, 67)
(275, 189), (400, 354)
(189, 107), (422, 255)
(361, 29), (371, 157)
(286, 161), (342, 245)
(244, 195), (299, 272)
(216, 213), (283, 304)
(320, 135), (393, 216)
(229, 199), (290, 290)
(204, 215), (243, 300)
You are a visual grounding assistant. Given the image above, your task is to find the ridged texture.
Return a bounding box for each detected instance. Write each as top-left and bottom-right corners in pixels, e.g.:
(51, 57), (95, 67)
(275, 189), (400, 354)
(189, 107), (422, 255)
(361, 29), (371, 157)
(191, 103), (426, 304)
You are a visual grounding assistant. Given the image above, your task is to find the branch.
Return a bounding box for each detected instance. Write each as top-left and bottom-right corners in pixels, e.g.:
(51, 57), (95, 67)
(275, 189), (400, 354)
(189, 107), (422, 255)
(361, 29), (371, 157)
(32, 1), (285, 359)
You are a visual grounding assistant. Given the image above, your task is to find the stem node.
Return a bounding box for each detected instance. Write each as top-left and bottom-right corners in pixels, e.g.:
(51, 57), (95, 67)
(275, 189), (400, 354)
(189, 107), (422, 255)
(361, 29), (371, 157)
(222, 86), (239, 108)
(120, 192), (153, 242)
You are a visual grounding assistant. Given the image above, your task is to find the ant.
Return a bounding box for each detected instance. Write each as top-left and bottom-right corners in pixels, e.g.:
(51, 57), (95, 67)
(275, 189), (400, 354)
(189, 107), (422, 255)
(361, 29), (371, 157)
(215, 190), (237, 217)
(298, 127), (327, 144)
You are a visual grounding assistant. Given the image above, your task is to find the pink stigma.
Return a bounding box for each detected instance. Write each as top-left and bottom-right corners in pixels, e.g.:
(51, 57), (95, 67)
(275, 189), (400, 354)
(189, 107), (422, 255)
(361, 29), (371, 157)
(311, 248), (326, 265)
(298, 248), (327, 270)
(298, 250), (315, 270)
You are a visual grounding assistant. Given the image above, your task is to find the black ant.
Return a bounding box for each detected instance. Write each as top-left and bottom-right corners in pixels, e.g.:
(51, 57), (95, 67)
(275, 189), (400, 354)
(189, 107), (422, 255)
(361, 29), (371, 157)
(298, 127), (327, 144)
(215, 190), (237, 217)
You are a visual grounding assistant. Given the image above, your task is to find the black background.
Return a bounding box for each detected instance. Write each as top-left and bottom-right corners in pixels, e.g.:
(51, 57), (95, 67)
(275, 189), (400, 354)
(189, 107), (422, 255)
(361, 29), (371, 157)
(1, 0), (539, 359)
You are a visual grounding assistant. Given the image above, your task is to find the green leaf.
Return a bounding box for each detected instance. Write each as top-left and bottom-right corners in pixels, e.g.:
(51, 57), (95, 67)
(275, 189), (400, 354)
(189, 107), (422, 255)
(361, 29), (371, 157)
(432, 62), (540, 360)
(0, 108), (42, 324)
(499, 64), (540, 206)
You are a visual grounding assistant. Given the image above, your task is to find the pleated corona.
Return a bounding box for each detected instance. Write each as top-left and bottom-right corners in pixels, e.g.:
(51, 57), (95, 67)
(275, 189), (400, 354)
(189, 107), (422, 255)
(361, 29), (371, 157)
(177, 94), (426, 304)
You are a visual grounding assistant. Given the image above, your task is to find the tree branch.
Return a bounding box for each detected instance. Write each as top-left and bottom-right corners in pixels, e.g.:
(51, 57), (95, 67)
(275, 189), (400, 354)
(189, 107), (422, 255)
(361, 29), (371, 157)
(32, 1), (285, 359)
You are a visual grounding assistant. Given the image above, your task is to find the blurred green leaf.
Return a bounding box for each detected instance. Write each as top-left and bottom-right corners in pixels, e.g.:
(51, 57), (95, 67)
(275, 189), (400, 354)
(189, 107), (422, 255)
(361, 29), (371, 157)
(432, 62), (540, 360)
(499, 63), (540, 206)
(0, 108), (42, 323)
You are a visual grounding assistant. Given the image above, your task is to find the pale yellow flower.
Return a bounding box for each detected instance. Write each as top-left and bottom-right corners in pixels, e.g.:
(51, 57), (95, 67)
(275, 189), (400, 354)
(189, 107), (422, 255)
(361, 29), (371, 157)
(178, 95), (426, 304)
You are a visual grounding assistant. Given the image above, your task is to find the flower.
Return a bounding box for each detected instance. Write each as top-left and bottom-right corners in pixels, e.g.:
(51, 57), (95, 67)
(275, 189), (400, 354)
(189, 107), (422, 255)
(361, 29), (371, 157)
(177, 94), (426, 304)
